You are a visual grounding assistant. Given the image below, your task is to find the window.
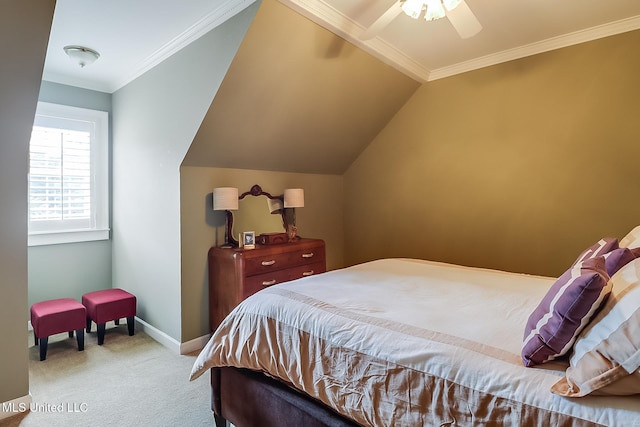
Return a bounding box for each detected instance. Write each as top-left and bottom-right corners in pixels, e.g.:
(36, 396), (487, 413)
(28, 102), (109, 246)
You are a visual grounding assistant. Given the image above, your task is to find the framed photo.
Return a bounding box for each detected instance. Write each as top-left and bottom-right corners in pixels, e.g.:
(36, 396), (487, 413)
(242, 231), (256, 249)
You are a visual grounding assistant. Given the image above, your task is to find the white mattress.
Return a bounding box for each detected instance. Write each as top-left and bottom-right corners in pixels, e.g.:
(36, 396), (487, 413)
(191, 258), (640, 426)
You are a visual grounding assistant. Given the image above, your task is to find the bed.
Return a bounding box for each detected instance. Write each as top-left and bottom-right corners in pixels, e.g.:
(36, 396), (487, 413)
(190, 229), (640, 427)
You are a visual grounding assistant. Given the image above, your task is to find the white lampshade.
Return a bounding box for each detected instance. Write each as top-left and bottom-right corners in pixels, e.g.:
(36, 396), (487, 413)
(213, 187), (238, 210)
(268, 198), (283, 214)
(284, 189), (304, 208)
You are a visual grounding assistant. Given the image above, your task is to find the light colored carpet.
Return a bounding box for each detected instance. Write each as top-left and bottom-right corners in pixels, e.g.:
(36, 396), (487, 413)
(1, 323), (213, 426)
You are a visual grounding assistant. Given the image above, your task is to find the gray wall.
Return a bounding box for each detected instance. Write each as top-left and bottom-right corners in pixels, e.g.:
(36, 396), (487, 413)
(111, 3), (260, 342)
(28, 81), (113, 308)
(0, 0), (55, 408)
(38, 81), (111, 112)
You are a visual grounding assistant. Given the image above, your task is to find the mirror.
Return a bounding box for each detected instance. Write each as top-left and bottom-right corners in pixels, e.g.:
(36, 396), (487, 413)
(227, 185), (286, 246)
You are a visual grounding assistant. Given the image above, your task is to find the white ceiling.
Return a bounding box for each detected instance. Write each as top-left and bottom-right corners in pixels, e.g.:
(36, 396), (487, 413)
(43, 0), (255, 93)
(43, 0), (640, 93)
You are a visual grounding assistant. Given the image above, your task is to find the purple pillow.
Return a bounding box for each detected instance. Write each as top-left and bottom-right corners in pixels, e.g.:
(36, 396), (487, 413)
(522, 256), (611, 367)
(572, 237), (618, 266)
(603, 247), (639, 276)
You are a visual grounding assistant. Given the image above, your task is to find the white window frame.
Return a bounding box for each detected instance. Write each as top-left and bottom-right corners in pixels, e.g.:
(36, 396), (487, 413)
(28, 102), (110, 246)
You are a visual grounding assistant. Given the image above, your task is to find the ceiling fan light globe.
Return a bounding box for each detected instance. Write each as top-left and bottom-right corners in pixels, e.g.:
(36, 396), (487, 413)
(424, 0), (446, 21)
(401, 0), (425, 19)
(442, 0), (462, 12)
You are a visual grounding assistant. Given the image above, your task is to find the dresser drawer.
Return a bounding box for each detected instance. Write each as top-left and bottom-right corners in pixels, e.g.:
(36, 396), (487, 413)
(209, 238), (326, 331)
(242, 261), (326, 299)
(244, 244), (324, 276)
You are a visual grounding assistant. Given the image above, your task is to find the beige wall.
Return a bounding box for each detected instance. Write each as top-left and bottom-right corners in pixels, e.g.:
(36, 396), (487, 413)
(344, 30), (640, 277)
(184, 0), (419, 175)
(180, 166), (343, 341)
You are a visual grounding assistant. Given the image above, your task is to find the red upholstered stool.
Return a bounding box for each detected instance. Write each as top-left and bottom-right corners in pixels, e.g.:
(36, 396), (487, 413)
(82, 288), (136, 345)
(30, 298), (86, 361)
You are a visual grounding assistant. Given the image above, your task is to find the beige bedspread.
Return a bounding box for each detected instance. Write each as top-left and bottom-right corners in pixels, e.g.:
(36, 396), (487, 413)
(190, 258), (640, 426)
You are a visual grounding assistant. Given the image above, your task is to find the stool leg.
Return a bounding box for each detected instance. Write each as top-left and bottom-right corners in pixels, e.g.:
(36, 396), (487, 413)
(68, 331), (74, 338)
(34, 330), (38, 346)
(76, 329), (84, 351)
(39, 337), (48, 361)
(86, 317), (92, 333)
(114, 319), (120, 325)
(126, 316), (135, 336)
(97, 323), (106, 345)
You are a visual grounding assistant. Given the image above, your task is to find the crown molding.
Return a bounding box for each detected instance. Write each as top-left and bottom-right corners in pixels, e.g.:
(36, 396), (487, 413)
(428, 14), (640, 81)
(280, 0), (640, 83)
(109, 0), (257, 92)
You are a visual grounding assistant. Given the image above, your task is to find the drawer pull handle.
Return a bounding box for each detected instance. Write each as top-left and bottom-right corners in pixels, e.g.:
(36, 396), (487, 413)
(261, 260), (276, 266)
(262, 280), (277, 286)
(302, 270), (314, 277)
(301, 252), (314, 258)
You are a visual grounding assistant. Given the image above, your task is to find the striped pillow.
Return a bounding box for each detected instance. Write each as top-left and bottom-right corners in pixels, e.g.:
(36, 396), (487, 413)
(572, 237), (618, 265)
(521, 256), (611, 367)
(551, 257), (640, 396)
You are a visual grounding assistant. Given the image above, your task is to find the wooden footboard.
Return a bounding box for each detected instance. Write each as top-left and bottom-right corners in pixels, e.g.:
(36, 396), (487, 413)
(210, 367), (360, 427)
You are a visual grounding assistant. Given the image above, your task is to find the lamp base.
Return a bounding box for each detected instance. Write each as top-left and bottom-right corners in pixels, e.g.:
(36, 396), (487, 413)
(287, 225), (298, 242)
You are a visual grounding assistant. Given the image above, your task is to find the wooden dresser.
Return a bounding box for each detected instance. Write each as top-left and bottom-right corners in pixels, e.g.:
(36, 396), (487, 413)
(208, 238), (326, 331)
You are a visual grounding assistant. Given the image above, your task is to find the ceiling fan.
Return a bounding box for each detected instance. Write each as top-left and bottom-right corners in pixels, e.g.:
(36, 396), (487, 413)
(361, 0), (482, 40)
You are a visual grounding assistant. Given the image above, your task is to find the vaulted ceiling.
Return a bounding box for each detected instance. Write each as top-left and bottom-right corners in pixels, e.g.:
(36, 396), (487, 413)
(44, 1), (640, 92)
(285, 0), (640, 82)
(44, 0), (640, 175)
(182, 0), (419, 174)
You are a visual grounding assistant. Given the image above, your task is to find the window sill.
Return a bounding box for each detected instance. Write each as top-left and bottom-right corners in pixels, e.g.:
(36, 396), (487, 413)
(28, 229), (110, 246)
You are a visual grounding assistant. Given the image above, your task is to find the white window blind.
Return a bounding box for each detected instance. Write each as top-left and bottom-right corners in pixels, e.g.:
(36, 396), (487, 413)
(28, 102), (109, 246)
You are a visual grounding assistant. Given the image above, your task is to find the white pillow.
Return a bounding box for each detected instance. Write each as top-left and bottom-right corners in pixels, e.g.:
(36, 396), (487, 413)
(619, 225), (640, 249)
(551, 257), (640, 397)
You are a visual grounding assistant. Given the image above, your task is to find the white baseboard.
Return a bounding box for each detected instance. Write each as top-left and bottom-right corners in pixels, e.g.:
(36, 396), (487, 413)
(133, 317), (181, 354)
(0, 393), (32, 420)
(132, 318), (209, 355)
(26, 317), (209, 356)
(179, 333), (211, 355)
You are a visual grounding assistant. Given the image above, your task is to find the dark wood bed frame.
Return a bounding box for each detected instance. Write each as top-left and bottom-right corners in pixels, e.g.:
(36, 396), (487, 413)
(210, 367), (360, 427)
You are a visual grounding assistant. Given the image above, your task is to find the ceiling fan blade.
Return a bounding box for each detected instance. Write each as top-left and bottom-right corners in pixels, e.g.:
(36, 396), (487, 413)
(446, 1), (482, 39)
(361, 1), (403, 40)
